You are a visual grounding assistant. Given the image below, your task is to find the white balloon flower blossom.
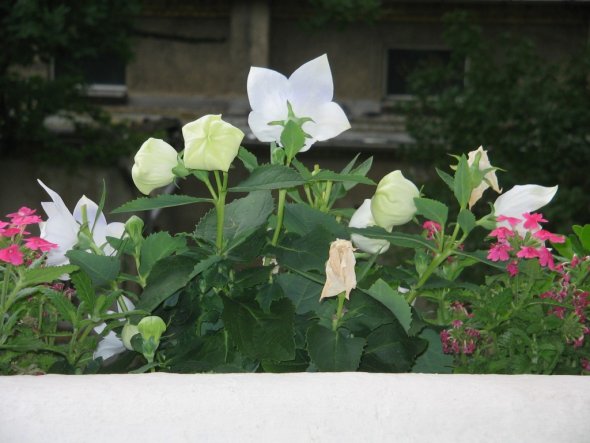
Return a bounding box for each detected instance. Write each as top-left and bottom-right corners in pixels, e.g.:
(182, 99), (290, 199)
(348, 199), (391, 255)
(493, 184), (558, 236)
(247, 54), (351, 152)
(38, 180), (126, 268)
(93, 296), (136, 362)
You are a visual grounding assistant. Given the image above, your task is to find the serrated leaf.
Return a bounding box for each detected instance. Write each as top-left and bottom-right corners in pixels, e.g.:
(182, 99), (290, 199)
(222, 297), (295, 361)
(237, 146), (258, 172)
(454, 250), (507, 270)
(308, 170), (375, 186)
(66, 251), (120, 287)
(364, 279), (412, 333)
(436, 167), (455, 191)
(46, 291), (77, 324)
(291, 158), (312, 180)
(136, 255), (196, 312)
(230, 164), (304, 192)
(283, 203), (348, 238)
(281, 120), (306, 160)
(306, 325), (365, 372)
(256, 282), (284, 314)
(412, 328), (453, 373)
(275, 273), (323, 315)
(112, 195), (212, 213)
(274, 227), (333, 273)
(139, 232), (187, 278)
(414, 197), (448, 226)
(453, 155), (472, 208)
(457, 208), (476, 235)
(20, 265), (78, 286)
(71, 272), (95, 312)
(350, 226), (437, 252)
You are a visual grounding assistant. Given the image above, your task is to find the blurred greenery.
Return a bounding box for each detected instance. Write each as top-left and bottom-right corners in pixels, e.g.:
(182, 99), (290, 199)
(0, 0), (143, 167)
(400, 11), (590, 232)
(306, 0), (381, 27)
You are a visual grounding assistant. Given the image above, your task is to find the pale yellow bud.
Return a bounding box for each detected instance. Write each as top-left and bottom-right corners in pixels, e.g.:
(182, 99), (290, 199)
(320, 239), (357, 300)
(182, 114), (244, 172)
(371, 171), (419, 230)
(132, 138), (178, 195)
(467, 146), (502, 209)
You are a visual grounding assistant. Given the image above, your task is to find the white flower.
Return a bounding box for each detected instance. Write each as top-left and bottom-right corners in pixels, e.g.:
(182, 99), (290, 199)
(348, 199), (390, 254)
(38, 180), (125, 267)
(320, 239), (357, 300)
(247, 54), (350, 152)
(94, 296), (135, 361)
(132, 138), (178, 195)
(467, 146), (501, 209)
(494, 184), (558, 234)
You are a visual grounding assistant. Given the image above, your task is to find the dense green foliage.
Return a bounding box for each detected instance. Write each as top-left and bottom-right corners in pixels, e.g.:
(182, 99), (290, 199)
(402, 12), (590, 231)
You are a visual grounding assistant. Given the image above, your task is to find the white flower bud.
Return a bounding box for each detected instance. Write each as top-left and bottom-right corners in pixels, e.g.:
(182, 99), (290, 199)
(371, 171), (419, 230)
(132, 138), (178, 195)
(182, 114), (244, 172)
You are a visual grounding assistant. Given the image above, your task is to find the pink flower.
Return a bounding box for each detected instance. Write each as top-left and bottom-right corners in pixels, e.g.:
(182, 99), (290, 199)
(6, 207), (37, 218)
(581, 359), (590, 372)
(487, 243), (512, 262)
(522, 212), (547, 230)
(533, 229), (565, 244)
(0, 227), (23, 237)
(0, 244), (24, 266)
(507, 260), (519, 277)
(548, 306), (566, 319)
(7, 207), (42, 227)
(452, 319), (463, 328)
(517, 246), (539, 259)
(536, 246), (555, 269)
(24, 237), (58, 252)
(488, 227), (515, 241)
(423, 220), (442, 239)
(496, 215), (521, 227)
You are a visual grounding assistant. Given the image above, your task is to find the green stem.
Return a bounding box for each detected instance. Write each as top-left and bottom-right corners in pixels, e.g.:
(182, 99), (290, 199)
(320, 180), (333, 212)
(271, 189), (287, 246)
(332, 292), (347, 331)
(214, 171), (228, 253)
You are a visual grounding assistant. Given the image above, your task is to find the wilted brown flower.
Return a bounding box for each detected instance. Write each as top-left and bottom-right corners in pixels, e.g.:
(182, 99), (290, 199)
(320, 239), (357, 300)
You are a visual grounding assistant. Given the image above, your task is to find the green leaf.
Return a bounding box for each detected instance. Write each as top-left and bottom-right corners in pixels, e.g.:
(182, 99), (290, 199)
(414, 197), (448, 226)
(350, 226), (437, 252)
(308, 170), (375, 186)
(281, 120), (306, 160)
(136, 255), (196, 312)
(412, 328), (453, 373)
(306, 325), (365, 372)
(454, 250), (507, 270)
(283, 203), (348, 238)
(274, 227), (333, 273)
(71, 272), (95, 312)
(222, 297), (295, 361)
(112, 195), (213, 213)
(345, 156), (373, 191)
(256, 282), (284, 314)
(66, 251), (120, 287)
(275, 273), (323, 315)
(364, 279), (412, 333)
(230, 164), (304, 192)
(291, 158), (312, 180)
(20, 265), (78, 286)
(360, 323), (427, 372)
(457, 208), (476, 235)
(46, 291), (77, 324)
(237, 146), (258, 172)
(139, 232), (187, 278)
(453, 155), (472, 208)
(573, 224), (590, 251)
(195, 191), (274, 249)
(436, 167), (455, 191)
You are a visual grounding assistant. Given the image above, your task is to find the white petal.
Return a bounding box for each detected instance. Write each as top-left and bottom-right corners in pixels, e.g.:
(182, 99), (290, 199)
(304, 101), (350, 142)
(247, 66), (290, 115)
(289, 54), (334, 111)
(348, 199), (375, 229)
(348, 200), (390, 254)
(248, 111), (284, 143)
(93, 331), (126, 361)
(494, 185), (558, 219)
(73, 195), (106, 229)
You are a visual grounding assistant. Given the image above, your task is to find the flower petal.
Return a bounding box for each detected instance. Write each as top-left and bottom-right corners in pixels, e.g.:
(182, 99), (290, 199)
(303, 101), (350, 145)
(494, 185), (558, 219)
(348, 199), (390, 254)
(248, 111), (284, 143)
(289, 54), (334, 111)
(93, 330), (126, 361)
(247, 66), (290, 115)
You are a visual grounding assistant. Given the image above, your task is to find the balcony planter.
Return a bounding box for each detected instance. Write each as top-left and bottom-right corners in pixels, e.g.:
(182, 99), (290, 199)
(1, 373), (589, 442)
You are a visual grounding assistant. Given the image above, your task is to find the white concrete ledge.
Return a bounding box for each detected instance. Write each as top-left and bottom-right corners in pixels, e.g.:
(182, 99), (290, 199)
(1, 373), (589, 443)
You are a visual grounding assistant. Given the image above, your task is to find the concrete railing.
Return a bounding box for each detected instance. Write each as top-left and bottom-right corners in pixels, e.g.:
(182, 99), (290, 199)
(1, 373), (589, 442)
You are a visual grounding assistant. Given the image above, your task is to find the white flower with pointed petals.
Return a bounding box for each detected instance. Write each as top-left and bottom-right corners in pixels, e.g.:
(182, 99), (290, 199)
(38, 180), (126, 267)
(494, 184), (558, 235)
(247, 54), (351, 152)
(348, 199), (390, 254)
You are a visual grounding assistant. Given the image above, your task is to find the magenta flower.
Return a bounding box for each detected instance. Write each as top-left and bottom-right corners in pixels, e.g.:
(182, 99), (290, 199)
(487, 243), (512, 262)
(488, 226), (515, 241)
(0, 244), (24, 266)
(522, 212), (548, 231)
(423, 220), (442, 239)
(24, 236), (58, 253)
(506, 260), (519, 277)
(517, 246), (539, 259)
(533, 229), (565, 244)
(496, 215), (521, 227)
(0, 227), (23, 237)
(536, 246), (555, 269)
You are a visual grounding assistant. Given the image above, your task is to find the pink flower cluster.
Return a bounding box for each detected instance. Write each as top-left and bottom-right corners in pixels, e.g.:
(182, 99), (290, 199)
(539, 255), (590, 350)
(440, 317), (481, 355)
(487, 212), (565, 275)
(0, 207), (57, 266)
(422, 220), (442, 240)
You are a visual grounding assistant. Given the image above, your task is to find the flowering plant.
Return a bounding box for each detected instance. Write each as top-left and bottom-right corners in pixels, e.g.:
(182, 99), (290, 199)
(2, 55), (588, 375)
